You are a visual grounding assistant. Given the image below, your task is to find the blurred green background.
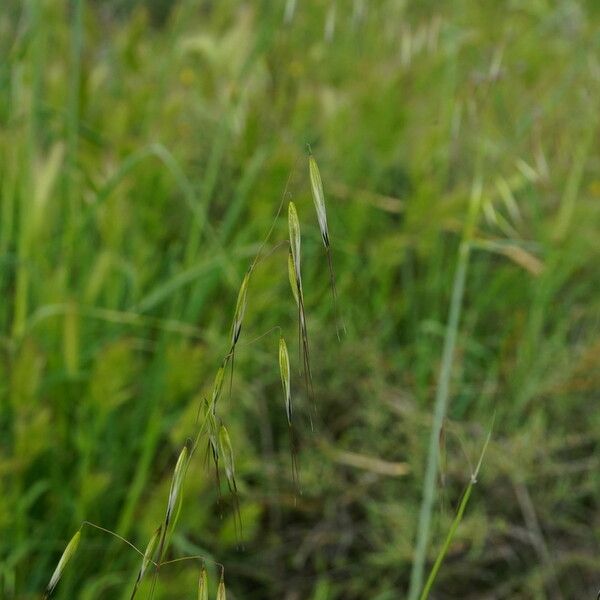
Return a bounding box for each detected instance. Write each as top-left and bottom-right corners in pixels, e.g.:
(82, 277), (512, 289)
(1, 0), (600, 598)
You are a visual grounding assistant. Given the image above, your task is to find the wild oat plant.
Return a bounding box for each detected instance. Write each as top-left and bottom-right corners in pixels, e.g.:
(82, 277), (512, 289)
(43, 153), (342, 599)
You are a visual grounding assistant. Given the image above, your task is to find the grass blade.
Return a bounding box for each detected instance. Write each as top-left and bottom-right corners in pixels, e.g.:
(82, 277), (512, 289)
(408, 179), (483, 600)
(419, 422), (493, 600)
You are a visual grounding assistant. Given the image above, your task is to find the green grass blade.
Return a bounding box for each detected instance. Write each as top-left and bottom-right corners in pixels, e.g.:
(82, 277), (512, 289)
(419, 422), (493, 600)
(408, 180), (483, 600)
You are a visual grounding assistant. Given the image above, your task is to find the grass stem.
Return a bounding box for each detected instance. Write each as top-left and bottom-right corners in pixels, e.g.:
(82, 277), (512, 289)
(408, 179), (482, 600)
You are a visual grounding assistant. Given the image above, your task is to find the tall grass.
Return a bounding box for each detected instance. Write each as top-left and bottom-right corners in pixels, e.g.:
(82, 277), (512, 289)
(2, 1), (600, 598)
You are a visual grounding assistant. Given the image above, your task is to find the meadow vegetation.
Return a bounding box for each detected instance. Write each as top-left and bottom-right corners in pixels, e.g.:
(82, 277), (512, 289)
(1, 1), (600, 598)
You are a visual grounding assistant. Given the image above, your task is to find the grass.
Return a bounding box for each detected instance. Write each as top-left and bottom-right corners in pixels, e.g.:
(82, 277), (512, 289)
(40, 135), (334, 600)
(1, 0), (600, 598)
(419, 417), (494, 600)
(408, 178), (483, 600)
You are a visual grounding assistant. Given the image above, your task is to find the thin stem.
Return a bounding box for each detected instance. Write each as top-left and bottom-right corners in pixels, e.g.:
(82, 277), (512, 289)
(408, 180), (482, 600)
(80, 521), (145, 558)
(160, 555), (224, 570)
(249, 156), (301, 274)
(419, 486), (473, 600)
(239, 325), (282, 348)
(418, 422), (493, 600)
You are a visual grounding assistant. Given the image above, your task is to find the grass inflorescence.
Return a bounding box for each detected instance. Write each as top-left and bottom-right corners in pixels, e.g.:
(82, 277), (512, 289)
(41, 148), (342, 597)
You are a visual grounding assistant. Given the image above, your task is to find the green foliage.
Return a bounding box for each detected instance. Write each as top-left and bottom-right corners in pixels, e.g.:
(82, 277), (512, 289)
(1, 1), (600, 598)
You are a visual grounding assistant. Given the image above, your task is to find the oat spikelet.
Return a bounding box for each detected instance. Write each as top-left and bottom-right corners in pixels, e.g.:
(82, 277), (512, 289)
(204, 399), (222, 496)
(308, 152), (345, 339)
(156, 444), (190, 566)
(288, 201), (301, 280)
(308, 154), (329, 247)
(279, 337), (292, 425)
(43, 530), (81, 599)
(166, 445), (189, 527)
(287, 204), (315, 420)
(288, 251), (299, 306)
(279, 336), (300, 488)
(217, 571), (227, 600)
(130, 525), (162, 599)
(197, 564), (208, 600)
(219, 424), (242, 539)
(219, 425), (236, 492)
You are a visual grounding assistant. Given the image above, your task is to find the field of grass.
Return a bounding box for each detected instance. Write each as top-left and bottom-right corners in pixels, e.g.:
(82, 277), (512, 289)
(1, 1), (600, 598)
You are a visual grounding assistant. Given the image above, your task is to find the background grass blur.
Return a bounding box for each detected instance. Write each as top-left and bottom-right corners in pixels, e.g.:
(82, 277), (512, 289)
(1, 1), (600, 598)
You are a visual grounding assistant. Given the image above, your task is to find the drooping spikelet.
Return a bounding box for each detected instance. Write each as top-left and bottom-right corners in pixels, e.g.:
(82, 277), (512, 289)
(219, 424), (242, 537)
(287, 203), (314, 415)
(308, 152), (345, 338)
(279, 336), (300, 487)
(217, 571), (227, 600)
(197, 564), (208, 600)
(130, 525), (162, 599)
(43, 530), (81, 599)
(279, 336), (292, 425)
